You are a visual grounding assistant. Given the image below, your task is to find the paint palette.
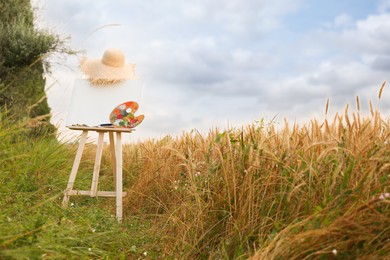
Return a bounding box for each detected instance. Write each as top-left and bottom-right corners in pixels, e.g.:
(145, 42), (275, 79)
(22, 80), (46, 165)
(109, 101), (144, 128)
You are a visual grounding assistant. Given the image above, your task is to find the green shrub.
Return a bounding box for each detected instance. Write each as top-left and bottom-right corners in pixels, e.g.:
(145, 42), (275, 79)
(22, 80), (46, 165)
(0, 0), (66, 136)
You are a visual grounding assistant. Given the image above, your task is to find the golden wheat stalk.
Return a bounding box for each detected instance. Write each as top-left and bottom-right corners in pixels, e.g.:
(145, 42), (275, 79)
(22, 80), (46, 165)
(356, 96), (360, 112)
(325, 98), (329, 116)
(378, 81), (386, 100)
(345, 104), (352, 129)
(369, 100), (374, 117)
(325, 118), (330, 135)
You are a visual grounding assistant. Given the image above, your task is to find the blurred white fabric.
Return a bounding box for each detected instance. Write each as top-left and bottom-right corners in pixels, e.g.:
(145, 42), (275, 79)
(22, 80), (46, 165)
(66, 79), (143, 126)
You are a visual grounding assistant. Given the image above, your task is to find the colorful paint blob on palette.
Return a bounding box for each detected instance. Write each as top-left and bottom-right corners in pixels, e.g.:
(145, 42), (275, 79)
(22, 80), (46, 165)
(109, 101), (144, 128)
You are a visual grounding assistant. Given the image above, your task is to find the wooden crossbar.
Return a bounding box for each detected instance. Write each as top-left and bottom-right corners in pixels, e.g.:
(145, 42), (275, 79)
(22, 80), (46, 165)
(67, 190), (127, 197)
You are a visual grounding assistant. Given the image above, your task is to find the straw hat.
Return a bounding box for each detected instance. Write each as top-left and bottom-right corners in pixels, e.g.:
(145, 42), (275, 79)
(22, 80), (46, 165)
(80, 48), (139, 85)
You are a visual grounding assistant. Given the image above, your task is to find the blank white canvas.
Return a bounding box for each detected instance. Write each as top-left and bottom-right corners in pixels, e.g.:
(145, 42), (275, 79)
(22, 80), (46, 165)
(66, 79), (143, 126)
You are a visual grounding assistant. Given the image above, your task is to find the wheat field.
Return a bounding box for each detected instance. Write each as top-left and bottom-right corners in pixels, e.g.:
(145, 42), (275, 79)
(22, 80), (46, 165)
(113, 83), (390, 258)
(1, 83), (389, 259)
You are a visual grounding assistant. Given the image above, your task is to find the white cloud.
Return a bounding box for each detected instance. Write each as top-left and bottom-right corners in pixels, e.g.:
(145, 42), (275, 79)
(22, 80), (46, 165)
(333, 13), (353, 27)
(339, 14), (390, 55)
(173, 0), (303, 35)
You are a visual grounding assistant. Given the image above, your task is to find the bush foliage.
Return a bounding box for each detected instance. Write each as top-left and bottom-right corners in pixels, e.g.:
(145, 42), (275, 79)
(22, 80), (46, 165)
(0, 0), (64, 135)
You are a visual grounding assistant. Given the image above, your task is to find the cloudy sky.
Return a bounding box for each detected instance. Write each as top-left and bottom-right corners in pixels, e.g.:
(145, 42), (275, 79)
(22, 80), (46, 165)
(32, 0), (390, 142)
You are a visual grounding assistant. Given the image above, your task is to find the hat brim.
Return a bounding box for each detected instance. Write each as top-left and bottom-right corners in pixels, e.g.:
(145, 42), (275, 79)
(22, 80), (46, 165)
(80, 58), (139, 80)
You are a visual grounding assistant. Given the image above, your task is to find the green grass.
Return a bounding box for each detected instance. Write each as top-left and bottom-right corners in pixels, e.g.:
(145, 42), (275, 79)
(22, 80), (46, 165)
(0, 115), (161, 259)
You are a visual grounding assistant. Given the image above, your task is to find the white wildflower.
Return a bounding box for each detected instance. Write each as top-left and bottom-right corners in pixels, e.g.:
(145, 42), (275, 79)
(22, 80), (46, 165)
(332, 249), (337, 255)
(379, 193), (390, 200)
(88, 248), (92, 252)
(70, 202), (74, 207)
(143, 251), (147, 256)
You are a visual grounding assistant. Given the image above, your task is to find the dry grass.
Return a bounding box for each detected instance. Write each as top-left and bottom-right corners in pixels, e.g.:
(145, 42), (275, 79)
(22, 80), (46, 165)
(116, 85), (390, 259)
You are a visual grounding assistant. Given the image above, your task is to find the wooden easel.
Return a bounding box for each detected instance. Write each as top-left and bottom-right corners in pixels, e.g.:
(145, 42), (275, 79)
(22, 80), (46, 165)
(62, 125), (133, 222)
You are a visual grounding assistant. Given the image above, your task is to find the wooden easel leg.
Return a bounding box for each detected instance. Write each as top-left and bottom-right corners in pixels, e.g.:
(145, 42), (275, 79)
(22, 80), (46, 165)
(115, 132), (123, 222)
(63, 130), (88, 207)
(109, 132), (117, 191)
(90, 132), (105, 197)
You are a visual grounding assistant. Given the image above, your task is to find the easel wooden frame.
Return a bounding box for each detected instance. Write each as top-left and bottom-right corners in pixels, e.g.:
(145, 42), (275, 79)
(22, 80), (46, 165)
(62, 126), (133, 222)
